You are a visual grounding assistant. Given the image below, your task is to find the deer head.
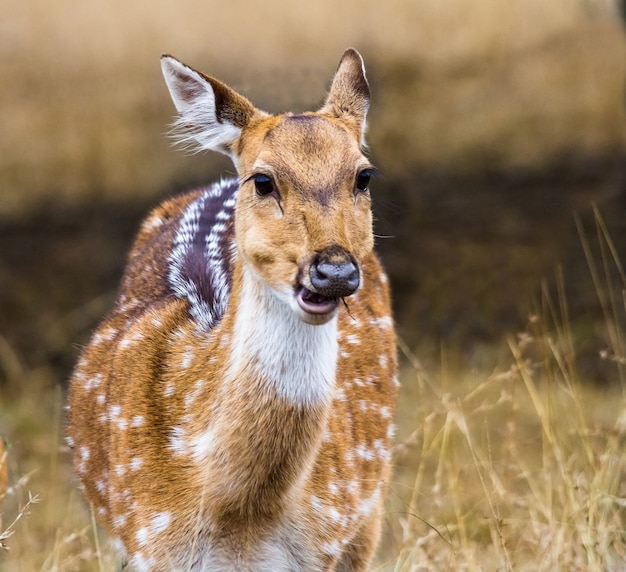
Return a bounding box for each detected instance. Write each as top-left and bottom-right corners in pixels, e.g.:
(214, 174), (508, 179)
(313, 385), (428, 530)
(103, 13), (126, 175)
(161, 49), (375, 326)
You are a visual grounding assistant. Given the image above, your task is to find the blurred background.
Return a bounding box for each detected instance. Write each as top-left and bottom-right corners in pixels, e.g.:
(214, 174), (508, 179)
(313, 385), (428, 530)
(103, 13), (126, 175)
(0, 0), (626, 565)
(2, 0), (626, 384)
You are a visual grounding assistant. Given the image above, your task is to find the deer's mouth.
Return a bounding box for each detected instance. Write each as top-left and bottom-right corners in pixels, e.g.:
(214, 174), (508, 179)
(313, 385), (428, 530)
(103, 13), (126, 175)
(296, 286), (339, 315)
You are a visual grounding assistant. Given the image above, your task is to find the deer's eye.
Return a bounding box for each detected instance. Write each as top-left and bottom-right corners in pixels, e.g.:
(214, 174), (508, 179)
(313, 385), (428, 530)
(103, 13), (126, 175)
(252, 174), (275, 197)
(355, 170), (373, 193)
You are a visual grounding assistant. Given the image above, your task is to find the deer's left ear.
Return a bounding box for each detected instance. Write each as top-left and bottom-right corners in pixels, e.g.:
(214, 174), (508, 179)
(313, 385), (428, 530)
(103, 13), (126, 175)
(319, 48), (370, 144)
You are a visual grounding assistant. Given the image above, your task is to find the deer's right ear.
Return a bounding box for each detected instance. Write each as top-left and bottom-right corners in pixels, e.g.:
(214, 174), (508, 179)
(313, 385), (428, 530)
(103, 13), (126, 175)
(160, 55), (259, 158)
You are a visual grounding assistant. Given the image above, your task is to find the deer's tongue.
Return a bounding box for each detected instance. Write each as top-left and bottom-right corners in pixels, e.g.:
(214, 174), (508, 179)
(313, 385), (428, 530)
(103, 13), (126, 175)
(296, 287), (339, 315)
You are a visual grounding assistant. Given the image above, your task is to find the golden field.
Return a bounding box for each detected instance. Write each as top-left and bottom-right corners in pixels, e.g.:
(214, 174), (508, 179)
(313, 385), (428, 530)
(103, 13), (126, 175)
(2, 0), (625, 217)
(1, 0), (626, 569)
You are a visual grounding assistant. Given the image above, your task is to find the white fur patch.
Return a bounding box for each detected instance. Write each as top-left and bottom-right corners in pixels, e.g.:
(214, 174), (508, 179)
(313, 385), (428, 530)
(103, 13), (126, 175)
(151, 512), (172, 534)
(169, 425), (189, 456)
(136, 527), (149, 546)
(191, 426), (217, 464)
(227, 267), (338, 406)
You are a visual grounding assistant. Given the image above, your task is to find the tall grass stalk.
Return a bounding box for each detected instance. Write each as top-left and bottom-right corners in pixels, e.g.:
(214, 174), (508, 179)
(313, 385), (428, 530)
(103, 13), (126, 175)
(384, 212), (626, 570)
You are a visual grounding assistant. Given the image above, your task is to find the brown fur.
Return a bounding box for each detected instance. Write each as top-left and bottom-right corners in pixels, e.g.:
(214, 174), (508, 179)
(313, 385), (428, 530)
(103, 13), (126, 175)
(67, 49), (397, 571)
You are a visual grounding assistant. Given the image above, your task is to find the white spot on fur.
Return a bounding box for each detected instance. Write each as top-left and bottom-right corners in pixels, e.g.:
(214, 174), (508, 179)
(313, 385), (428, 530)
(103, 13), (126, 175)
(181, 347), (194, 369)
(192, 427), (216, 463)
(114, 513), (128, 528)
(164, 383), (176, 397)
(185, 379), (205, 409)
(328, 507), (342, 523)
(333, 387), (347, 402)
(321, 427), (331, 442)
(136, 527), (149, 547)
(92, 327), (117, 346)
(143, 215), (164, 231)
(169, 425), (188, 456)
(130, 457), (143, 471)
(311, 495), (323, 514)
(151, 512), (171, 534)
(109, 405), (121, 422)
(345, 334), (360, 345)
(373, 439), (390, 460)
(131, 415), (144, 427)
(323, 540), (341, 556)
(84, 374), (102, 391)
(358, 482), (382, 517)
(379, 406), (392, 419)
(119, 331), (144, 349)
(356, 443), (375, 462)
(132, 551), (154, 572)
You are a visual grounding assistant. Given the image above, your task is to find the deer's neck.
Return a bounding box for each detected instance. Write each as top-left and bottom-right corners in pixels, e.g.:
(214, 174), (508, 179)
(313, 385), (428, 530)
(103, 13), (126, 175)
(190, 261), (338, 519)
(227, 263), (338, 407)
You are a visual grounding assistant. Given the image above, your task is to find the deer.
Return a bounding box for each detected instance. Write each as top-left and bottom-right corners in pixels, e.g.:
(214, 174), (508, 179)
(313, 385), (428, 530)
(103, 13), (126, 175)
(66, 48), (398, 571)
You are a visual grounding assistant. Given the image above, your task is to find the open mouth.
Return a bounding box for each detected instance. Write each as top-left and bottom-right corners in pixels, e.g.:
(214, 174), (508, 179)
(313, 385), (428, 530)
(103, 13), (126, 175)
(296, 287), (339, 315)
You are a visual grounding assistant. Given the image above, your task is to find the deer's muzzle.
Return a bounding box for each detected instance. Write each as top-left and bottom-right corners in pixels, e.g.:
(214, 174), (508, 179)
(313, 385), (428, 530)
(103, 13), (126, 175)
(309, 245), (360, 299)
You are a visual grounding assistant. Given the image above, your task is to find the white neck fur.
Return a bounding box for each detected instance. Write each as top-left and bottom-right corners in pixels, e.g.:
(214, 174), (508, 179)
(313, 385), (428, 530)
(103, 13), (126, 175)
(227, 266), (338, 407)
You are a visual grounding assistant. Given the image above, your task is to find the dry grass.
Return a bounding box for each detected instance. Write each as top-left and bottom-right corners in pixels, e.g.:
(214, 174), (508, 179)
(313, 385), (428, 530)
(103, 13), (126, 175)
(381, 212), (626, 570)
(384, 335), (626, 570)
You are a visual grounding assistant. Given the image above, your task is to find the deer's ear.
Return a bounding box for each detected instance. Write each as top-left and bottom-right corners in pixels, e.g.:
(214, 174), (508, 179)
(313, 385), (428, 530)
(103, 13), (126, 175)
(319, 48), (370, 143)
(160, 55), (259, 158)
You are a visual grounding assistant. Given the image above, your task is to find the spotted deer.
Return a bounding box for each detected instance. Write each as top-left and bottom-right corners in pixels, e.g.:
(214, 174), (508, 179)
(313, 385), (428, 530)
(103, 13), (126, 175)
(67, 48), (398, 571)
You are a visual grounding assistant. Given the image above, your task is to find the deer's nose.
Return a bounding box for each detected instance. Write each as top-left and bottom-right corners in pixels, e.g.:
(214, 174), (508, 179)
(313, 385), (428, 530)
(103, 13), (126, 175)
(310, 245), (360, 299)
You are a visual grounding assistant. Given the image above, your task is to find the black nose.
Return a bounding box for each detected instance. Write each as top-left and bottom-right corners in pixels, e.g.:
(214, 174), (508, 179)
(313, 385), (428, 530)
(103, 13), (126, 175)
(310, 246), (360, 299)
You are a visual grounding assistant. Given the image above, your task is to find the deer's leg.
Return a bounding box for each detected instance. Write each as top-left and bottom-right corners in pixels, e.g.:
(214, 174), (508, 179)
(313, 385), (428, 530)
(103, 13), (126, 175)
(336, 501), (383, 572)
